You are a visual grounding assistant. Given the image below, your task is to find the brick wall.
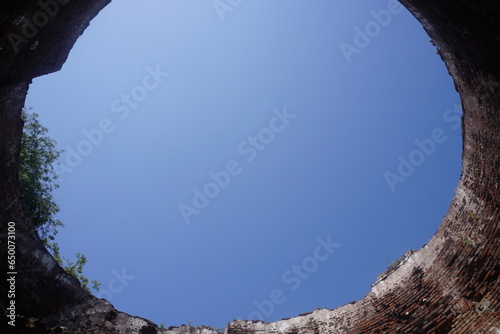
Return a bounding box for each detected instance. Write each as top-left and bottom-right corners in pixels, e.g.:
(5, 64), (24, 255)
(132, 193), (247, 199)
(0, 1), (498, 333)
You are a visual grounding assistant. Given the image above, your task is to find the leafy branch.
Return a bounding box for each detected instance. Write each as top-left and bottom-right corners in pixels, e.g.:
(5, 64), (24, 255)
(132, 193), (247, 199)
(20, 108), (100, 293)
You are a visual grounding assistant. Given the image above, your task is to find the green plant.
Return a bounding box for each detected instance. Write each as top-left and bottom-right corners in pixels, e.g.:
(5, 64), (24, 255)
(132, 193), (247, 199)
(47, 242), (101, 292)
(20, 108), (100, 293)
(160, 323), (166, 329)
(468, 211), (479, 221)
(19, 108), (63, 241)
(464, 239), (473, 247)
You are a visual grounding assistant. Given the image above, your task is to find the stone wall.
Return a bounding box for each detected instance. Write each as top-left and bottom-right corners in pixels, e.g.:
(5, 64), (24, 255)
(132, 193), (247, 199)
(161, 325), (221, 334)
(0, 1), (499, 333)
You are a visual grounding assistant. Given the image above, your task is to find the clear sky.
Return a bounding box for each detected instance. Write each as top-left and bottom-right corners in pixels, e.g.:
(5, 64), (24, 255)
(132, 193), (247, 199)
(25, 0), (462, 329)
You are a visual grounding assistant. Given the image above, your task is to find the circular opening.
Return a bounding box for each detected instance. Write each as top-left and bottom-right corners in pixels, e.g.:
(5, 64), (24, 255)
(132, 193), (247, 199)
(26, 0), (462, 329)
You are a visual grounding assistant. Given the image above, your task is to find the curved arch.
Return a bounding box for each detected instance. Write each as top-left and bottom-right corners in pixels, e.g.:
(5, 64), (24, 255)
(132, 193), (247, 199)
(0, 1), (498, 333)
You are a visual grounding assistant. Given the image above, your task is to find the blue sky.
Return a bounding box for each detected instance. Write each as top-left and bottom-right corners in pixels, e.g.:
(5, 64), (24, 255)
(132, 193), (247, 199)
(25, 0), (462, 329)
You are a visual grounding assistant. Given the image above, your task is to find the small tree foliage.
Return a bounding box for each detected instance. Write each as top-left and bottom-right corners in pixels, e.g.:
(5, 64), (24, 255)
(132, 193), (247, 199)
(48, 241), (101, 292)
(19, 108), (63, 241)
(20, 108), (100, 293)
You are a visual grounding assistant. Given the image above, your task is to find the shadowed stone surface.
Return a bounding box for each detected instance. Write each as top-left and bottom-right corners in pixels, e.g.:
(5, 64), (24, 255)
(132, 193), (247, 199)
(0, 0), (499, 333)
